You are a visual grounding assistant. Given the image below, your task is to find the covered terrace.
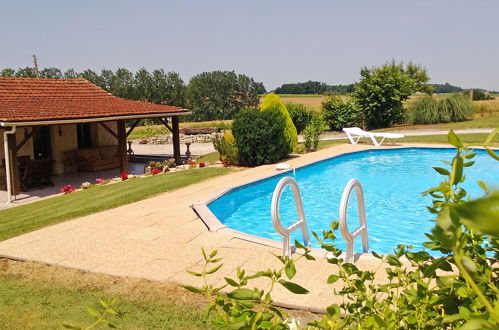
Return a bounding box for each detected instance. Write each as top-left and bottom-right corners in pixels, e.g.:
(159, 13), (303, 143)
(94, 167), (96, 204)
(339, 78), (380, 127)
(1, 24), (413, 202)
(0, 77), (190, 204)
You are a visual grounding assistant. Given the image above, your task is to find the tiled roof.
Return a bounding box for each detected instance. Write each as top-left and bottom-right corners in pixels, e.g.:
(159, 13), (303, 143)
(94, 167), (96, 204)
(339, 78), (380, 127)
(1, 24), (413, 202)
(0, 78), (189, 123)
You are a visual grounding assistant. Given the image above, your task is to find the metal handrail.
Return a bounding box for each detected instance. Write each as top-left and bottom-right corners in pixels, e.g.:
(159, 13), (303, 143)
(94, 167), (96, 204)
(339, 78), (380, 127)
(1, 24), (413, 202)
(339, 179), (369, 263)
(271, 177), (311, 257)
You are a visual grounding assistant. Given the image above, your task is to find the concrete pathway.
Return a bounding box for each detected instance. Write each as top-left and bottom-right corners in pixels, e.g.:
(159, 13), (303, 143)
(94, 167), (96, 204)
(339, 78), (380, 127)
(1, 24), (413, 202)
(0, 143), (440, 312)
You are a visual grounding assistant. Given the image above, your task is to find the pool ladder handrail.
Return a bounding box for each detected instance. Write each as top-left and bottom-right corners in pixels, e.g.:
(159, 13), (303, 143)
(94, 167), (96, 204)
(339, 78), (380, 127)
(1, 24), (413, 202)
(339, 179), (369, 263)
(271, 177), (311, 257)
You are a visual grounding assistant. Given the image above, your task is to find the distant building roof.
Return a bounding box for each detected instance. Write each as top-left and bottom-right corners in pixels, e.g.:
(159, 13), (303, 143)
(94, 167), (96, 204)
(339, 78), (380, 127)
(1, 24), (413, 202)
(0, 77), (189, 123)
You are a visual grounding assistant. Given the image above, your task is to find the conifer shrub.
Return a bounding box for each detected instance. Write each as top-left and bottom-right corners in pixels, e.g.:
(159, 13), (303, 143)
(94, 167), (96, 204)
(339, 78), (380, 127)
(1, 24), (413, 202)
(260, 94), (298, 152)
(232, 108), (289, 166)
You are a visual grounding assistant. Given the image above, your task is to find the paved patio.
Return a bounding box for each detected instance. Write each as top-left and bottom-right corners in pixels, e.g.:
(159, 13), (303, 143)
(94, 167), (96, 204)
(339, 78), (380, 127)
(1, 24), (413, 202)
(0, 141), (215, 209)
(0, 143), (443, 311)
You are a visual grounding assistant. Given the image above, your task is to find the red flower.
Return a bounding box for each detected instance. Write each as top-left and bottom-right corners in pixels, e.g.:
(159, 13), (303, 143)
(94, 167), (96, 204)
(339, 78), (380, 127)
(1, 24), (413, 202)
(152, 167), (161, 175)
(96, 178), (105, 184)
(120, 172), (128, 181)
(61, 184), (76, 194)
(199, 162), (205, 168)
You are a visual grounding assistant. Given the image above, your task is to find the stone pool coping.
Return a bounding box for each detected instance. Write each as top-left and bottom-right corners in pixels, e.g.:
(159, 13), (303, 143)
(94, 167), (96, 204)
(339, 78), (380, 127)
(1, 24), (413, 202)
(0, 142), (480, 313)
(192, 144), (462, 262)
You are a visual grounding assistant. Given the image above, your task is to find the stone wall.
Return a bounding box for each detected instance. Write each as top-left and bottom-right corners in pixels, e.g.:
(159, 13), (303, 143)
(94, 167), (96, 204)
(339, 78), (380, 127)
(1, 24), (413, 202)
(140, 133), (216, 144)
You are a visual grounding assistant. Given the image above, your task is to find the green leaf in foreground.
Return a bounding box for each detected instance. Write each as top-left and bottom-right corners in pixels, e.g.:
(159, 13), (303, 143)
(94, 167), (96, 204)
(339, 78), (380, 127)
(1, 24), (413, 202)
(278, 280), (309, 294)
(227, 288), (260, 300)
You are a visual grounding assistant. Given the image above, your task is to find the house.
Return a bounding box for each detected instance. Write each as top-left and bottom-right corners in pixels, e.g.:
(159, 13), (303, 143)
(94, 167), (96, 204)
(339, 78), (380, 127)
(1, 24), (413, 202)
(0, 77), (190, 202)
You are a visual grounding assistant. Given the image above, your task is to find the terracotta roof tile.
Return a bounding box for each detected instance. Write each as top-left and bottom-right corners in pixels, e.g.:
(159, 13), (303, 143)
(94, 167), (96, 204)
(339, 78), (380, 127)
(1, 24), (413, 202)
(0, 77), (189, 122)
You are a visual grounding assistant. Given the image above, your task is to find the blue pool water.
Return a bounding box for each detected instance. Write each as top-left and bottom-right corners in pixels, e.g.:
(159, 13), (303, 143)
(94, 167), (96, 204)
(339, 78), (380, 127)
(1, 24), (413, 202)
(208, 148), (499, 254)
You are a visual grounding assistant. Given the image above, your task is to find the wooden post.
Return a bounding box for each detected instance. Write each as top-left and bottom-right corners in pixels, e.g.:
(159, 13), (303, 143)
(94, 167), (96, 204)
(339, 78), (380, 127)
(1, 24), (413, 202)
(172, 116), (181, 165)
(117, 120), (128, 174)
(469, 88), (474, 101)
(7, 134), (20, 196)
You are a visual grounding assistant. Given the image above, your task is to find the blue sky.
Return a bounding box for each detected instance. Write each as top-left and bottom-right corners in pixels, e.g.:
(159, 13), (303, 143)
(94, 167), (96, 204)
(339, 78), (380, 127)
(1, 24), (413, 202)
(1, 0), (498, 90)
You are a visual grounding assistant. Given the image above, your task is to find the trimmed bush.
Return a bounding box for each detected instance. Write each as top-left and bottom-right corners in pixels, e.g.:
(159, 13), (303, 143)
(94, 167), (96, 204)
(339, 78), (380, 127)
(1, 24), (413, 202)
(407, 94), (475, 124)
(232, 108), (289, 166)
(260, 94), (298, 152)
(322, 95), (362, 131)
(285, 102), (313, 134)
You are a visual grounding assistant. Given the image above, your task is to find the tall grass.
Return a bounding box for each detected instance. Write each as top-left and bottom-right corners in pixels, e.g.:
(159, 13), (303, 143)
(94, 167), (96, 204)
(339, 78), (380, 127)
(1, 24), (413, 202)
(407, 94), (475, 124)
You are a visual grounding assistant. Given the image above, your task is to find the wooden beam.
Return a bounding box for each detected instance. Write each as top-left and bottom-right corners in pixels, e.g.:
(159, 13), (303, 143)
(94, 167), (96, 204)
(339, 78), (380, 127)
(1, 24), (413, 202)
(158, 117), (172, 132)
(16, 127), (38, 151)
(125, 119), (140, 139)
(172, 116), (181, 165)
(117, 120), (128, 174)
(7, 134), (20, 196)
(99, 122), (118, 140)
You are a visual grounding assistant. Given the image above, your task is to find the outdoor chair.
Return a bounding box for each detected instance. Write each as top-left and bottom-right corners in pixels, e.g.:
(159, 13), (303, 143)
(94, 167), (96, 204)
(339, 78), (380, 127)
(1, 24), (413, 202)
(343, 127), (404, 146)
(22, 158), (54, 190)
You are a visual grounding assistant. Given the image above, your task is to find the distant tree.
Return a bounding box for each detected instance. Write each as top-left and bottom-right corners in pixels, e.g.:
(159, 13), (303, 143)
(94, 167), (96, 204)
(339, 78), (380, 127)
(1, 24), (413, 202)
(15, 67), (37, 78)
(353, 61), (430, 129)
(40, 67), (62, 78)
(63, 68), (78, 78)
(403, 62), (433, 94)
(109, 68), (135, 99)
(431, 82), (462, 94)
(98, 69), (114, 91)
(463, 89), (495, 101)
(187, 71), (260, 121)
(134, 67), (154, 101)
(78, 69), (103, 86)
(274, 81), (354, 95)
(254, 82), (267, 94)
(1, 68), (16, 77)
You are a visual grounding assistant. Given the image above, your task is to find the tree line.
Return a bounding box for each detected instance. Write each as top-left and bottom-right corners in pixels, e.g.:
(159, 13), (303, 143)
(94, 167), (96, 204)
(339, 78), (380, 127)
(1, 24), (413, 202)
(274, 80), (354, 94)
(0, 67), (266, 121)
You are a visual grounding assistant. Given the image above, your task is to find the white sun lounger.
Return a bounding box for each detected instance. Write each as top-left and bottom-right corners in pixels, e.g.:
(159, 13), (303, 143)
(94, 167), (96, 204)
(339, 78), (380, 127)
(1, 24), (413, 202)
(342, 127), (404, 147)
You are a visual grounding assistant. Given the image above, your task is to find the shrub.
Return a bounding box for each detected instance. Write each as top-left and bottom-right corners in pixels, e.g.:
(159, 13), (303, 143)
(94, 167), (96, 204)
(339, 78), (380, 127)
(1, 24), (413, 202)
(446, 94), (475, 121)
(303, 112), (325, 152)
(260, 94), (298, 152)
(353, 61), (431, 129)
(211, 132), (239, 166)
(322, 95), (362, 131)
(285, 102), (313, 134)
(407, 95), (448, 124)
(407, 94), (475, 124)
(232, 107), (289, 166)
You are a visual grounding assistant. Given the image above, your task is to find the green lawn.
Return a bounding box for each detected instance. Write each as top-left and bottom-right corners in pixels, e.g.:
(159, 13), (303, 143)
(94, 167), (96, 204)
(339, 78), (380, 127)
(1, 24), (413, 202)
(0, 261), (208, 329)
(0, 167), (232, 241)
(315, 133), (499, 149)
(376, 115), (499, 131)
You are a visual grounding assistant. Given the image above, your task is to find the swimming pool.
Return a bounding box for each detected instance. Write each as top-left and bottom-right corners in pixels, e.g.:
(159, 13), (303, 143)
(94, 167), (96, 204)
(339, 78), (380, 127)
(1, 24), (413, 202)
(208, 148), (499, 254)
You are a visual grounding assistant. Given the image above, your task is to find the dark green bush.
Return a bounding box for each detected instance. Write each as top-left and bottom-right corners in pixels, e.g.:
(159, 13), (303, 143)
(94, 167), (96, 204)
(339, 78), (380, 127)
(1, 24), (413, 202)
(232, 108), (289, 166)
(322, 95), (362, 131)
(285, 102), (313, 134)
(407, 94), (475, 124)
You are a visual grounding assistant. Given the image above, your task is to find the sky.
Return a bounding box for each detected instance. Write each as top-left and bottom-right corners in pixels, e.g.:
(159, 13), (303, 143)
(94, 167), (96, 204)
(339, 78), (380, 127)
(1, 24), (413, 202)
(1, 0), (498, 91)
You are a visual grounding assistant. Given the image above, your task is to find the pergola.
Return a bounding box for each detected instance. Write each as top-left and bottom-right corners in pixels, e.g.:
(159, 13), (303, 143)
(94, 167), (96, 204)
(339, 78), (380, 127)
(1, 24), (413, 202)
(0, 77), (190, 203)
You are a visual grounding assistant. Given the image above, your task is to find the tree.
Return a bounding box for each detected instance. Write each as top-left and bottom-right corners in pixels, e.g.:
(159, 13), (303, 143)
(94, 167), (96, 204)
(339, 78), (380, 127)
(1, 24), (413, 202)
(15, 66), (37, 78)
(40, 67), (62, 78)
(1, 68), (15, 77)
(63, 68), (78, 78)
(187, 71), (261, 121)
(353, 61), (431, 129)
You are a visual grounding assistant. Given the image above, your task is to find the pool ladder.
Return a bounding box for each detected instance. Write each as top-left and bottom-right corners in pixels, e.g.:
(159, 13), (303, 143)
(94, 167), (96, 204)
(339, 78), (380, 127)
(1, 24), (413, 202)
(271, 177), (369, 263)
